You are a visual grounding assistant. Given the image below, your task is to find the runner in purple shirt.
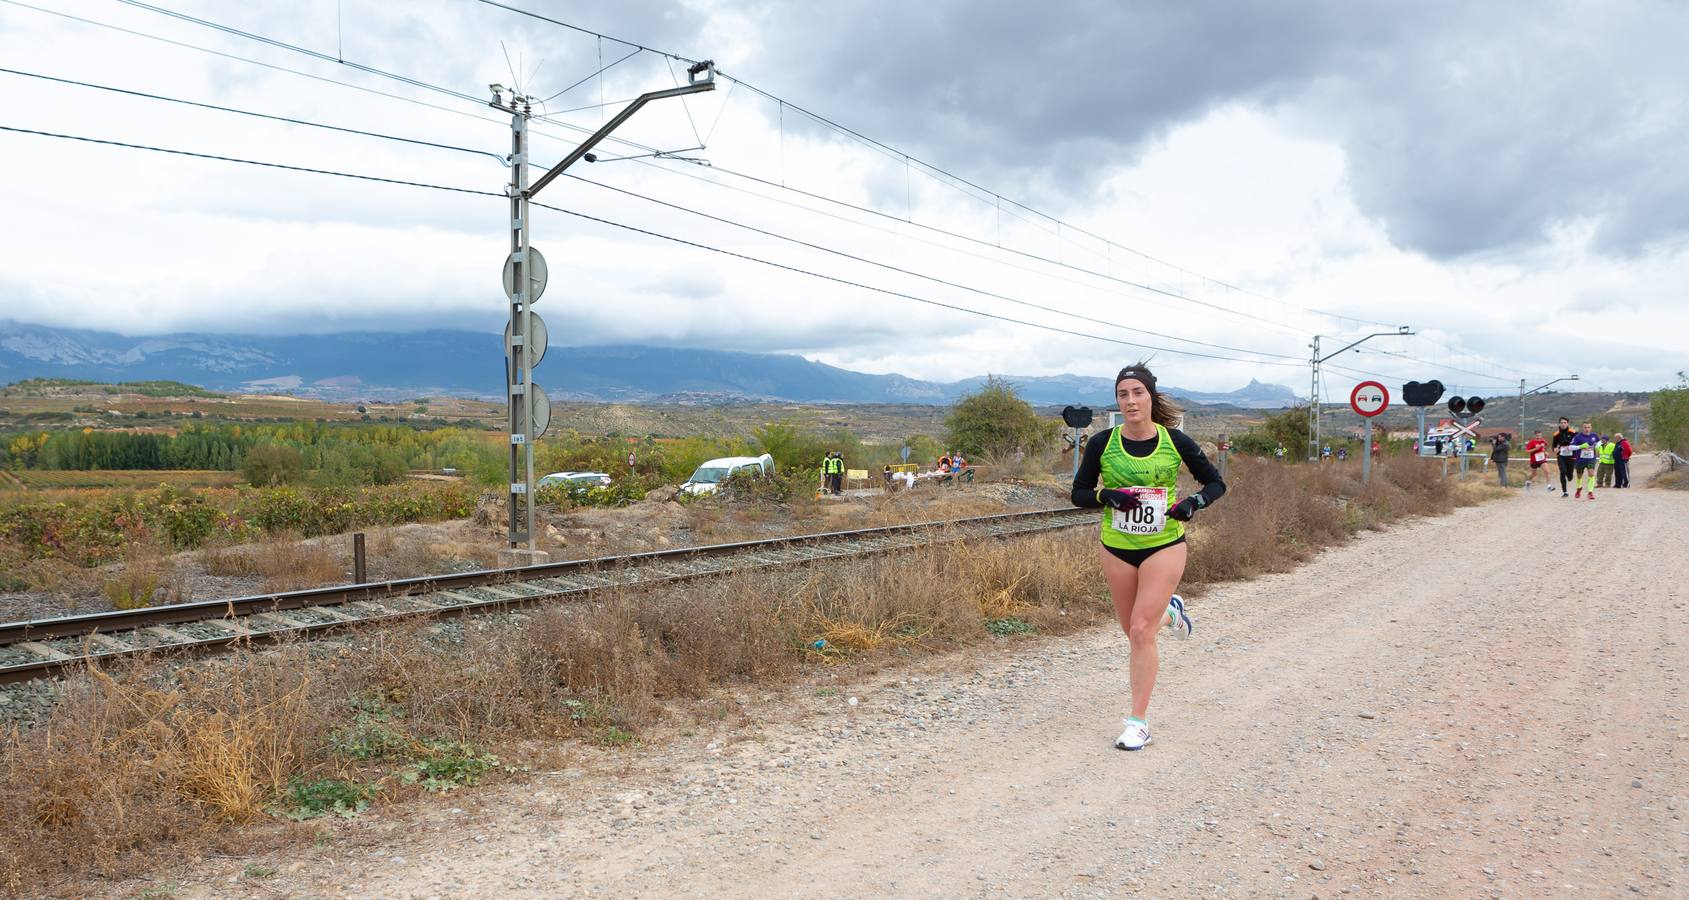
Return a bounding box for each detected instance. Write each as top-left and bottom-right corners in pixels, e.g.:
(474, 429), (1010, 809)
(1569, 422), (1601, 500)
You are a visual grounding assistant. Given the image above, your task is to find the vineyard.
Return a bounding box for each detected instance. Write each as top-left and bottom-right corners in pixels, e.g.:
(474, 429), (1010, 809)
(6, 469), (241, 490)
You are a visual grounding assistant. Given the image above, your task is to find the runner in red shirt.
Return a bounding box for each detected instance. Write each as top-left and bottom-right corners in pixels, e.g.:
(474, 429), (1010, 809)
(1523, 430), (1549, 490)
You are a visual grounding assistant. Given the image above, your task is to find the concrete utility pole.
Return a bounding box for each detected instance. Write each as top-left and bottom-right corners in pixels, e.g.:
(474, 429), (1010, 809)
(1519, 374), (1579, 439)
(1308, 327), (1413, 462)
(489, 61), (716, 562)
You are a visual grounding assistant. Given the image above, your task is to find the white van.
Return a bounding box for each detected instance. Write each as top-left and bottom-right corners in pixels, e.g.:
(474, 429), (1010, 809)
(680, 453), (775, 496)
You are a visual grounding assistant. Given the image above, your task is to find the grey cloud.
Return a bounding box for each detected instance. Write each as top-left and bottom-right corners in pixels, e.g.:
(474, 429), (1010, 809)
(721, 1), (1689, 259)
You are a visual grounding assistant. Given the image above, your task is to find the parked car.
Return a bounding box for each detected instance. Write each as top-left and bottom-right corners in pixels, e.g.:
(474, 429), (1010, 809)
(537, 471), (613, 489)
(679, 454), (775, 496)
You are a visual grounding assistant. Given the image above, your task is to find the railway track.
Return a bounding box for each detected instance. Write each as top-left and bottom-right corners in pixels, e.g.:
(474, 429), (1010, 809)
(0, 507), (1094, 685)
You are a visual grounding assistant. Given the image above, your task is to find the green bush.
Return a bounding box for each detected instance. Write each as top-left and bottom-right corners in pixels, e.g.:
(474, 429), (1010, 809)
(1651, 373), (1689, 455)
(242, 443), (304, 486)
(944, 377), (1058, 460)
(272, 777), (375, 820)
(1230, 431), (1282, 458)
(403, 741), (497, 792)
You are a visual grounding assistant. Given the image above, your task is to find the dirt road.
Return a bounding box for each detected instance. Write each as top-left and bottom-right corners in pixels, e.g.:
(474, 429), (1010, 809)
(132, 463), (1687, 898)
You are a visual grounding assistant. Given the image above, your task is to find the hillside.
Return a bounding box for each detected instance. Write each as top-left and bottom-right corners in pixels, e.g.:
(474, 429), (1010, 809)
(0, 321), (1298, 407)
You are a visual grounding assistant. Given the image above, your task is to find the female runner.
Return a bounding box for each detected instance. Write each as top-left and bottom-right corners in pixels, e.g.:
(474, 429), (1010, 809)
(1072, 363), (1226, 750)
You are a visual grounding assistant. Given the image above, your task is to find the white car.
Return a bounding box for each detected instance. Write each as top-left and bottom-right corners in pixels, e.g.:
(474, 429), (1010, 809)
(537, 471), (613, 489)
(679, 454), (775, 496)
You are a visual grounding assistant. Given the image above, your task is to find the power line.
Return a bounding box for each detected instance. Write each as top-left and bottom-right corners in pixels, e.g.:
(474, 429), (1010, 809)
(0, 122), (1302, 367)
(530, 198), (1307, 367)
(0, 124), (501, 198)
(1352, 348), (1524, 384)
(1412, 335), (1559, 379)
(0, 0), (589, 147)
(562, 172), (1306, 362)
(114, 0), (483, 104)
(465, 0), (1401, 332)
(49, 0), (1380, 342)
(642, 158), (1313, 336)
(537, 46), (641, 105)
(470, 0), (702, 63)
(608, 152), (1315, 338)
(0, 66), (508, 164)
(94, 0), (667, 158)
(6, 53), (1308, 364)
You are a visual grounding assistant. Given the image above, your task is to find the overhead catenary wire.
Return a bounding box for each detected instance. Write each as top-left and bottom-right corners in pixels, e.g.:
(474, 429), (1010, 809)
(0, 66), (508, 164)
(531, 200), (1309, 367)
(561, 172), (1306, 362)
(465, 0), (1404, 333)
(1352, 348), (1526, 384)
(97, 0), (670, 159)
(1411, 335), (1560, 380)
(5, 59), (1309, 364)
(32, 0), (1371, 342)
(0, 0), (654, 157)
(0, 122), (1306, 368)
(0, 124), (500, 197)
(538, 46), (641, 104)
(9, 3), (1586, 384)
(639, 158), (1316, 337)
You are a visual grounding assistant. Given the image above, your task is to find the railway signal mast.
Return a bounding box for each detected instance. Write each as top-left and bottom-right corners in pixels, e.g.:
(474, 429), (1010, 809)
(489, 62), (716, 561)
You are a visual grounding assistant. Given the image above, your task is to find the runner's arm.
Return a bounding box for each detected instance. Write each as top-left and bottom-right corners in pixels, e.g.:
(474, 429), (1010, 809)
(1070, 431), (1111, 508)
(1170, 430), (1227, 508)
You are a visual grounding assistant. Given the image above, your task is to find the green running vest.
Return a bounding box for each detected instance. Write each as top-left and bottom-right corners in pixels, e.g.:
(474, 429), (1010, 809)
(1098, 423), (1184, 550)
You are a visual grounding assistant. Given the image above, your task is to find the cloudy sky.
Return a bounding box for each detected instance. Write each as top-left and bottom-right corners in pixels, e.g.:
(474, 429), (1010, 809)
(2, 0), (1686, 394)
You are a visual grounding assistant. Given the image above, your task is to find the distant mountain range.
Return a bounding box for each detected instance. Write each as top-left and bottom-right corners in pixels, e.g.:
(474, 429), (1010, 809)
(0, 321), (1300, 408)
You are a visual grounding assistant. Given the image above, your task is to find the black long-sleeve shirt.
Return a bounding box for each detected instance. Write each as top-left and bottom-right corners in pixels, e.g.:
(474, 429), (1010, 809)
(1070, 426), (1227, 509)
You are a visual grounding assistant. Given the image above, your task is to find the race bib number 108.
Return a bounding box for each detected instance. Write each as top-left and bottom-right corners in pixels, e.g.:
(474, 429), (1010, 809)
(1111, 487), (1168, 535)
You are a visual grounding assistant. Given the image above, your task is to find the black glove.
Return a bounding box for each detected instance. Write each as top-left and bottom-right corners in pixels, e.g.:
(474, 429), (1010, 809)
(1168, 496), (1200, 522)
(1097, 488), (1141, 511)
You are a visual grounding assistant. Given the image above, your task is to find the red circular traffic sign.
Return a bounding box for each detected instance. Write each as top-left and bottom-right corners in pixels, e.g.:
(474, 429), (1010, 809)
(1350, 381), (1389, 417)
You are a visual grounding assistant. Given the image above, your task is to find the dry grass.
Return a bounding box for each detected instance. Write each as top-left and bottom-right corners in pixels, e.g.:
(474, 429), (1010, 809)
(246, 535), (345, 593)
(0, 654), (327, 891)
(1654, 467), (1689, 490)
(1180, 455), (1465, 589)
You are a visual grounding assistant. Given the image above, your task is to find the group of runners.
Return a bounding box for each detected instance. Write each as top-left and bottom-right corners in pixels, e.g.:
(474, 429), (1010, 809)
(1521, 418), (1635, 497)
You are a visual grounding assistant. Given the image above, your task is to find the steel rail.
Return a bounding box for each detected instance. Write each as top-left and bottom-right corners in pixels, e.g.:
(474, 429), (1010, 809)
(0, 507), (1094, 684)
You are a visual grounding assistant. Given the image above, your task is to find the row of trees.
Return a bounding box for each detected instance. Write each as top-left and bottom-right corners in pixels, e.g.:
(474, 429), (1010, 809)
(3, 378), (1063, 490)
(0, 421), (498, 476)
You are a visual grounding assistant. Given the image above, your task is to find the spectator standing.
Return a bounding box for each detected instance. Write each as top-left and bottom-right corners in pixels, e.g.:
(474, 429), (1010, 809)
(1615, 433), (1634, 488)
(1596, 435), (1617, 488)
(1490, 434), (1511, 487)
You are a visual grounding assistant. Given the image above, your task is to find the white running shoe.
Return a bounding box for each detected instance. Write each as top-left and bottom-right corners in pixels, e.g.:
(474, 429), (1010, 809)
(1115, 718), (1152, 751)
(1166, 594), (1193, 640)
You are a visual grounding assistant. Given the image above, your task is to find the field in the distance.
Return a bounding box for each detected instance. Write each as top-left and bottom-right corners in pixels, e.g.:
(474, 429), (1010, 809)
(1, 469), (241, 491)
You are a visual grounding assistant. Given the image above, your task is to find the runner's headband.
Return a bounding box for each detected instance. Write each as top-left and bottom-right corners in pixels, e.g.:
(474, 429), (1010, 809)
(1115, 366), (1156, 393)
